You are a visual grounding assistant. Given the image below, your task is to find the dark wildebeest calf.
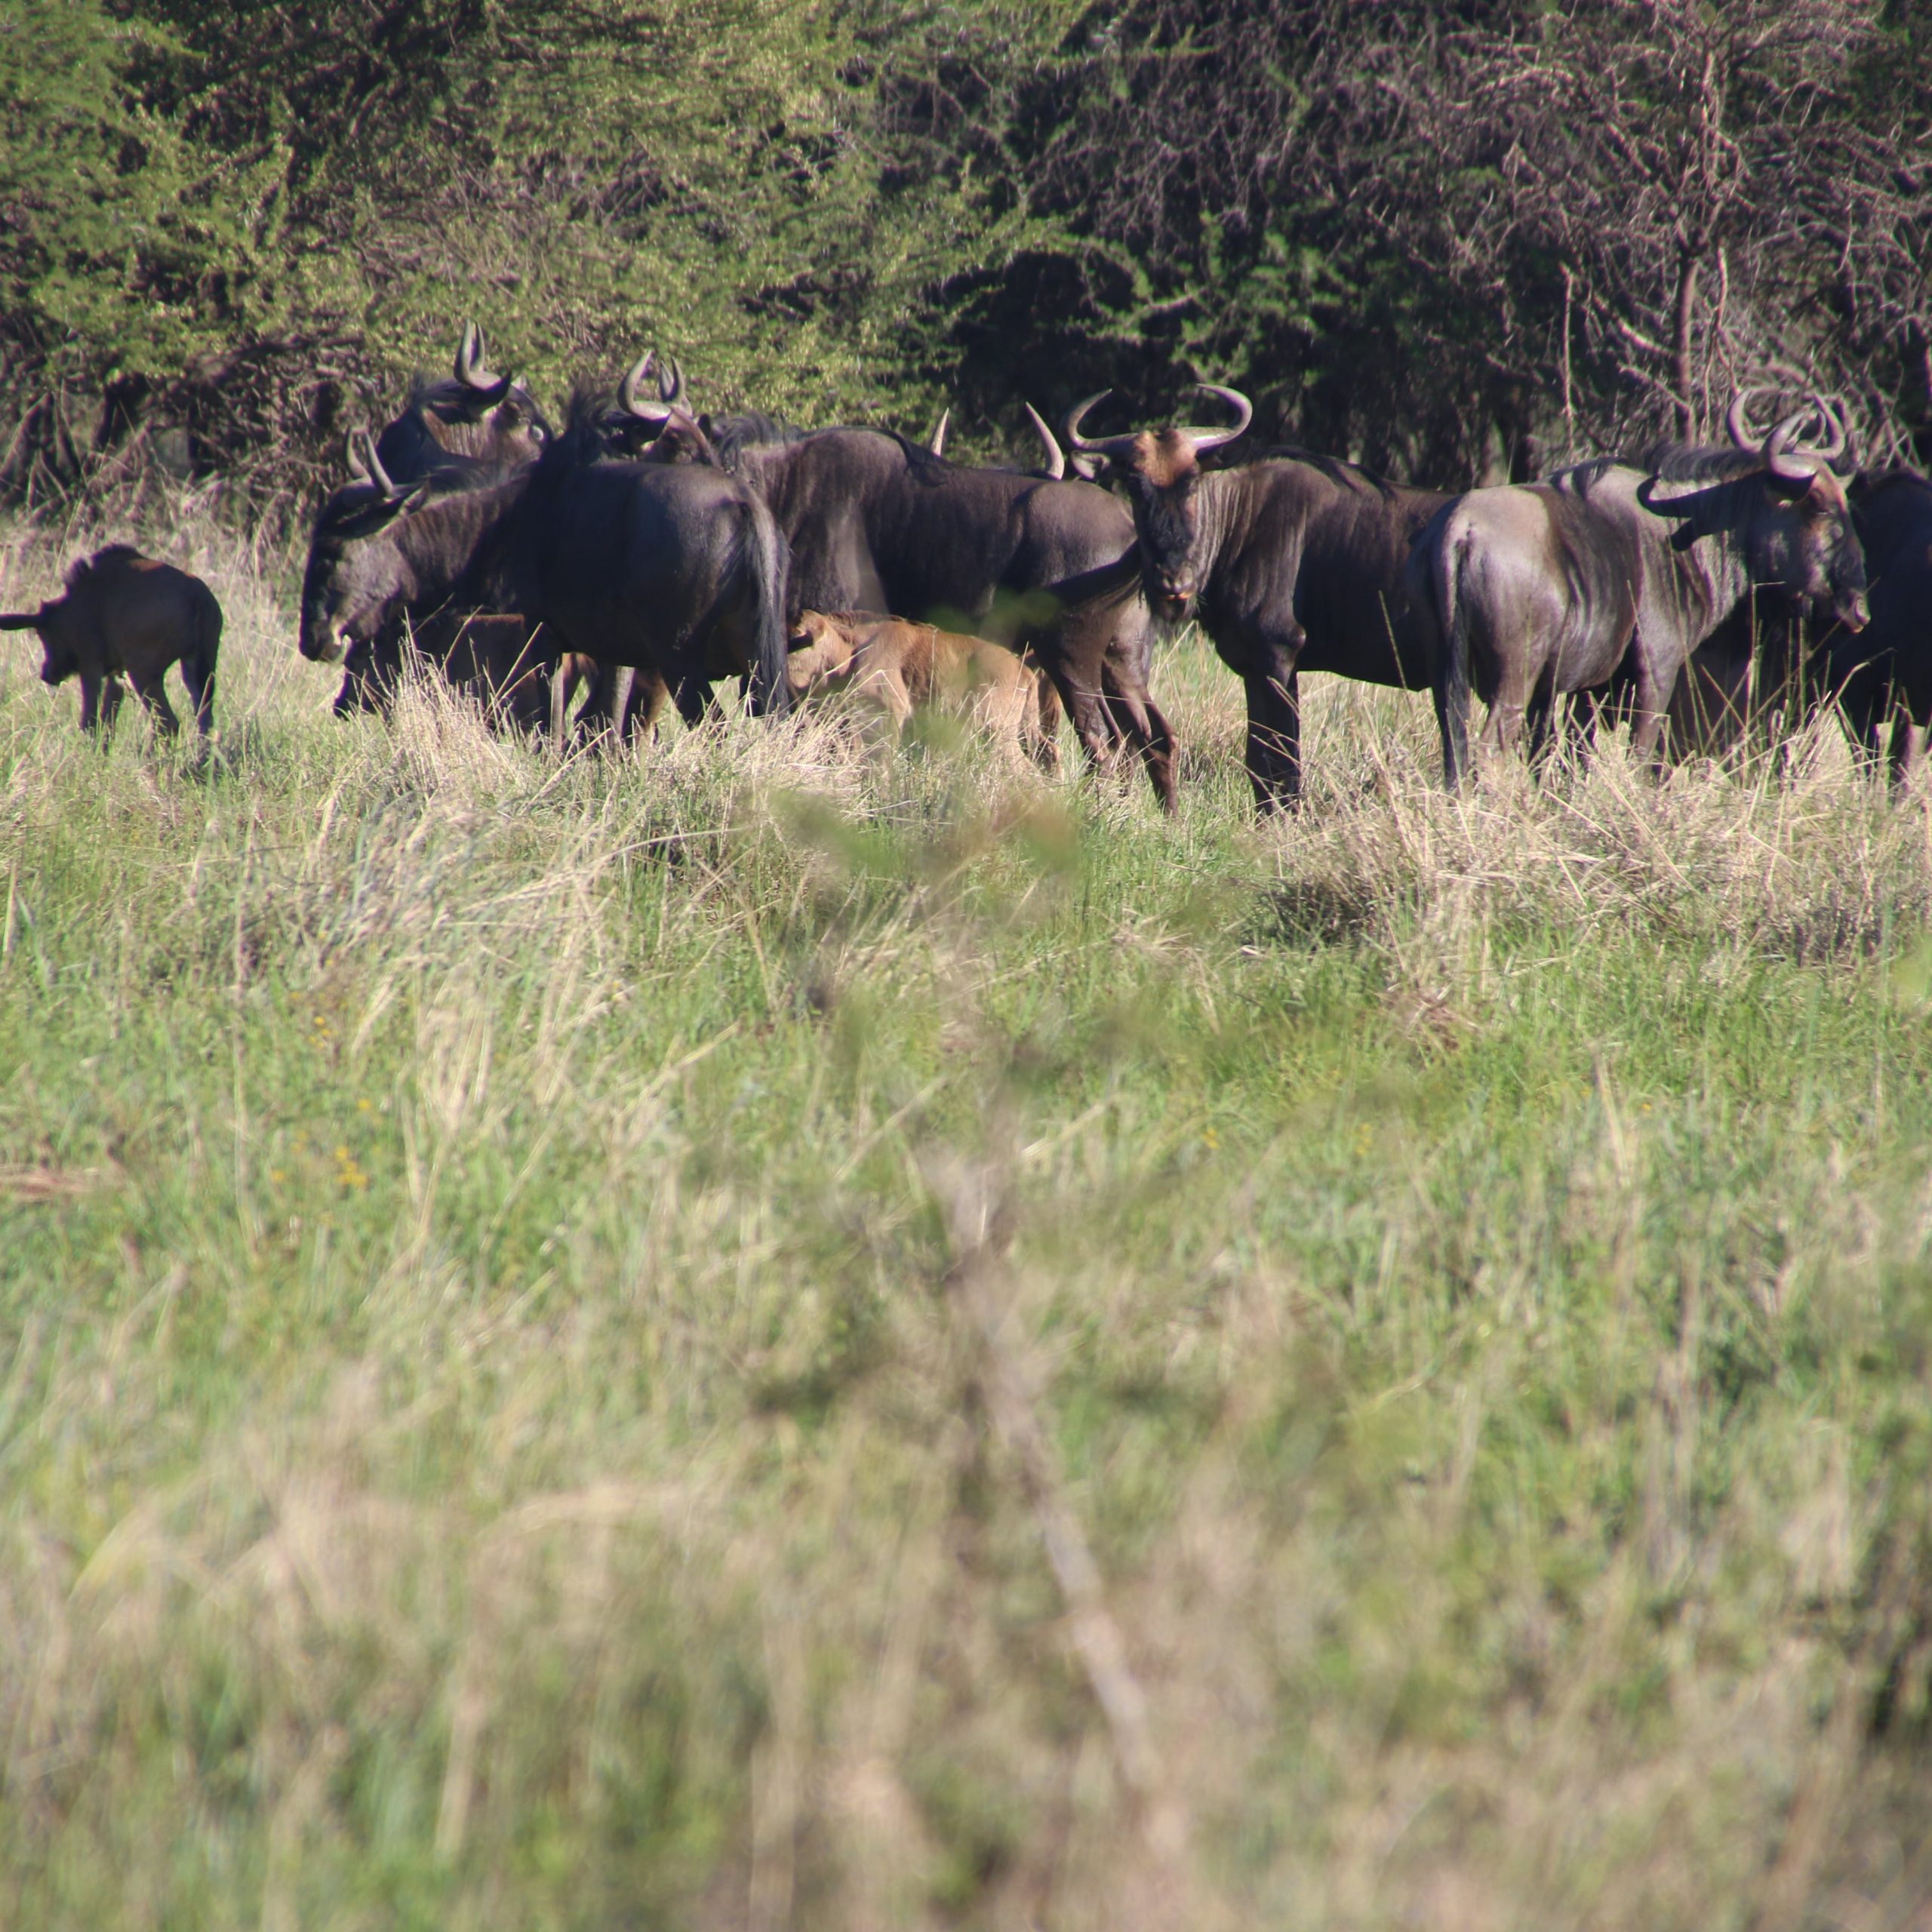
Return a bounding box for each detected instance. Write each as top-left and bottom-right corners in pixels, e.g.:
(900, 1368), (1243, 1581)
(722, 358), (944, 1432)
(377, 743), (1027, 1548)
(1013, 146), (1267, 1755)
(1413, 395), (1871, 784)
(3, 546), (220, 737)
(1066, 383), (1452, 811)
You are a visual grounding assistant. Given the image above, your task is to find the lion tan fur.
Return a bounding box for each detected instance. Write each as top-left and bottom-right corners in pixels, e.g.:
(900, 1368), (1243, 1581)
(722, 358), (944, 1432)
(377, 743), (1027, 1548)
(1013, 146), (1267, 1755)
(785, 610), (1051, 765)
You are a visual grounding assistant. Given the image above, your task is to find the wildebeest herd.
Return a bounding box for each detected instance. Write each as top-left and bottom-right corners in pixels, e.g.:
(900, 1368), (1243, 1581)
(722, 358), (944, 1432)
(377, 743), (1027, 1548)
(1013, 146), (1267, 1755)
(9, 321), (1930, 810)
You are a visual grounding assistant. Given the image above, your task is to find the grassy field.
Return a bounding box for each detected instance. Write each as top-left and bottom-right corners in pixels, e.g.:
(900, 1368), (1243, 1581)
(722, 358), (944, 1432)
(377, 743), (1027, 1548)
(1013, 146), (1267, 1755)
(2, 512), (1931, 1932)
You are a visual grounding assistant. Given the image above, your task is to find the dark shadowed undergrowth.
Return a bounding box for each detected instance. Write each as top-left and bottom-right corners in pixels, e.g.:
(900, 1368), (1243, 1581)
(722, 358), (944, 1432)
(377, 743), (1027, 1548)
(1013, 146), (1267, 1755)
(4, 521), (1932, 1930)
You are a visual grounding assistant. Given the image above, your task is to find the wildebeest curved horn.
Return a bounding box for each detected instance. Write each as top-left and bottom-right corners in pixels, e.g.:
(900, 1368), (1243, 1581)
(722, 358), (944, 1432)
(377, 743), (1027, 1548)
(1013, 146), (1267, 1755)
(1177, 383), (1253, 454)
(618, 351), (676, 424)
(1022, 401), (1065, 479)
(657, 353), (684, 406)
(1803, 390), (1850, 466)
(455, 320), (512, 402)
(1764, 409), (1820, 484)
(353, 428), (401, 497)
(1726, 386), (1779, 452)
(928, 409), (949, 457)
(1064, 391), (1142, 464)
(345, 430), (371, 483)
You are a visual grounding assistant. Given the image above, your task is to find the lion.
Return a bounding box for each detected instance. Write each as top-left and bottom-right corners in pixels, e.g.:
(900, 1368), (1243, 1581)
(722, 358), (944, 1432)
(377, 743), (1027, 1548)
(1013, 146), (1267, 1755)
(785, 610), (1055, 767)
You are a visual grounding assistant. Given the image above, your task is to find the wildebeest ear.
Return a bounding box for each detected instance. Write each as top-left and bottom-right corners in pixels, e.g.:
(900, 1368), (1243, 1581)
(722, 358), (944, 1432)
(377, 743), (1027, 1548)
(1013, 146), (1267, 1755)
(1798, 468), (1848, 513)
(339, 480), (432, 537)
(1635, 475), (1715, 548)
(0, 611), (44, 630)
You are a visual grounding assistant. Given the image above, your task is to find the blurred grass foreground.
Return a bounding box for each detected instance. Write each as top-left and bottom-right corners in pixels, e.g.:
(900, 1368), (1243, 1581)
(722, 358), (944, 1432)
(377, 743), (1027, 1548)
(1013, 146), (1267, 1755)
(4, 517), (1932, 1929)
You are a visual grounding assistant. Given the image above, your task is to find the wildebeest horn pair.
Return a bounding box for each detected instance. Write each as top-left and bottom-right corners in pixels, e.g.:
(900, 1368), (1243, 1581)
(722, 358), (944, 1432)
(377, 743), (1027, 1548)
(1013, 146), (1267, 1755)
(1022, 402), (1066, 478)
(918, 405), (1080, 476)
(617, 349), (688, 423)
(1065, 383), (1254, 465)
(344, 427), (402, 498)
(1725, 385), (1850, 481)
(455, 321), (514, 405)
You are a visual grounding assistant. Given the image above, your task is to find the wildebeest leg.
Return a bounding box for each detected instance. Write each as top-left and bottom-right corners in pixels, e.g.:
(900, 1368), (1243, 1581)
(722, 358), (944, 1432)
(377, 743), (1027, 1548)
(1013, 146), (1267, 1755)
(83, 675), (126, 739)
(1524, 672), (1558, 774)
(1888, 707), (1926, 789)
(1837, 663), (1887, 774)
(674, 673), (721, 729)
(1244, 668), (1301, 812)
(854, 665), (914, 742)
(1102, 678), (1179, 813)
(574, 663), (635, 745)
(1060, 676), (1117, 777)
(1477, 652), (1531, 765)
(1627, 652), (1675, 771)
(181, 648), (217, 736)
(1567, 688), (1601, 771)
(626, 669), (672, 743)
(131, 669), (180, 737)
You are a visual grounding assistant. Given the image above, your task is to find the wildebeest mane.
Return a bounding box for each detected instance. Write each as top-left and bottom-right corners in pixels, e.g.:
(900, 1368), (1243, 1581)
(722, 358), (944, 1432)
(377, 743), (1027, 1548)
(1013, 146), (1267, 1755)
(1254, 446), (1407, 500)
(706, 411), (812, 466)
(64, 543), (143, 591)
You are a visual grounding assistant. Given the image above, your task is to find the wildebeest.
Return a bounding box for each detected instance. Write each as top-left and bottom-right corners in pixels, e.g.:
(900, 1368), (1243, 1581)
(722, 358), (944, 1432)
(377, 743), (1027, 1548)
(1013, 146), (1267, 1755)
(327, 601), (574, 733)
(1806, 466), (1932, 780)
(707, 415), (1176, 806)
(2, 546), (220, 737)
(1414, 395), (1871, 784)
(1066, 384), (1452, 810)
(339, 327), (561, 727)
(374, 321), (552, 484)
(326, 432), (589, 733)
(299, 399), (792, 722)
(786, 609), (1051, 766)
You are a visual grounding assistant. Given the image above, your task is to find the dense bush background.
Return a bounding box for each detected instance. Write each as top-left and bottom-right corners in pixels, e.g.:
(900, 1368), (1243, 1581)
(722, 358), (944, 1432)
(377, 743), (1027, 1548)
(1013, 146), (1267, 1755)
(2, 0), (1927, 523)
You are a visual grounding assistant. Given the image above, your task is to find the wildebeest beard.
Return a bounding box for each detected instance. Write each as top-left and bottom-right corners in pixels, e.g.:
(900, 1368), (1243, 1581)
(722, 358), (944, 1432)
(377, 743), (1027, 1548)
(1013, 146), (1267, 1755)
(1131, 481), (1199, 597)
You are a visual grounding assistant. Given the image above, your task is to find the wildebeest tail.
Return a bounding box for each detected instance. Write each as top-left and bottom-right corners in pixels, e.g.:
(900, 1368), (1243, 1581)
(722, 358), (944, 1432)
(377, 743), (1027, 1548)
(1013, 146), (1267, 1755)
(744, 491), (792, 718)
(1430, 521), (1474, 788)
(187, 579), (225, 735)
(197, 580), (225, 660)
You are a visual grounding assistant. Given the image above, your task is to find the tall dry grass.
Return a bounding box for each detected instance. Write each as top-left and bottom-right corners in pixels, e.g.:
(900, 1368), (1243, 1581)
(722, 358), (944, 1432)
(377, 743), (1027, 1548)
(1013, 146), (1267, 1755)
(2, 513), (1930, 1931)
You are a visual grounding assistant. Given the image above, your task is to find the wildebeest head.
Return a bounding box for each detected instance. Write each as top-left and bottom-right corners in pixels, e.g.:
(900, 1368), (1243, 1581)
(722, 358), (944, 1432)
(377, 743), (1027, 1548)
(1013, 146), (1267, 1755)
(299, 433), (432, 662)
(376, 322), (552, 481)
(1066, 385), (1253, 617)
(0, 597), (75, 683)
(1645, 391), (1869, 633)
(592, 350), (721, 465)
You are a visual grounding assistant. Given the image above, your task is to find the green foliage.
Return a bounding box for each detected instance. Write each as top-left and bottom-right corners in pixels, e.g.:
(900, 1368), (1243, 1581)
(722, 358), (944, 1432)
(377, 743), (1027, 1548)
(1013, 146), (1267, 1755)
(0, 0), (1926, 505)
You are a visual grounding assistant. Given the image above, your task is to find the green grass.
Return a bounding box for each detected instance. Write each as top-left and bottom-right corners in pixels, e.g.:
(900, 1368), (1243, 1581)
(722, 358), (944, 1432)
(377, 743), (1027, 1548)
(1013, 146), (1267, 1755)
(3, 516), (1932, 1930)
